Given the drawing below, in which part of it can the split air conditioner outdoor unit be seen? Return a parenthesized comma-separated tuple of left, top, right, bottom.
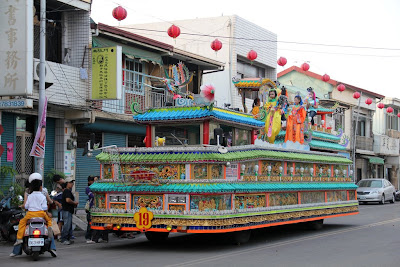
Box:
(33, 58, 55, 89)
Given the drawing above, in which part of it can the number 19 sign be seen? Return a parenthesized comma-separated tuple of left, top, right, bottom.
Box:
(134, 207, 154, 230)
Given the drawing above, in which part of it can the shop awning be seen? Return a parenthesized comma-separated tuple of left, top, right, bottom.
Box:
(368, 156, 385, 165)
(92, 36, 164, 65)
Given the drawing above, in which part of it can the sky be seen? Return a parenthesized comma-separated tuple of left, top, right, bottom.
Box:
(91, 0, 400, 98)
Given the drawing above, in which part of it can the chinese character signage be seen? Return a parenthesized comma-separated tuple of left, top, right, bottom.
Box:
(91, 46, 122, 100)
(30, 97, 47, 158)
(0, 0, 33, 96)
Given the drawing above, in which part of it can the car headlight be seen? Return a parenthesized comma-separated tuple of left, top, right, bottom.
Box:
(371, 190, 380, 194)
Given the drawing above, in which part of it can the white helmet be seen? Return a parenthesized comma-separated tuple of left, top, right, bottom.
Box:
(28, 173, 43, 183)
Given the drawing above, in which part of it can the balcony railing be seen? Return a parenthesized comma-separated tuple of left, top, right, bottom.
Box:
(355, 136, 373, 151)
(100, 69, 175, 114)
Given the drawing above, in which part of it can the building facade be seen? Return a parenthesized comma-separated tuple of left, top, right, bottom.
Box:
(373, 97, 400, 189)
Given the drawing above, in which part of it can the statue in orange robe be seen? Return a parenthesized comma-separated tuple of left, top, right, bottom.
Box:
(285, 95, 306, 144)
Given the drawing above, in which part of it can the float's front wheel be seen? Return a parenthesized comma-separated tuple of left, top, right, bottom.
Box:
(145, 232, 169, 242)
(228, 230, 251, 245)
(306, 219, 324, 230)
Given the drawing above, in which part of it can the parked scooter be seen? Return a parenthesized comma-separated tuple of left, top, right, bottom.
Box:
(0, 187, 24, 242)
(22, 217, 53, 261)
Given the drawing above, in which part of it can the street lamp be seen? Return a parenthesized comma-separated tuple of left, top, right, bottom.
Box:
(290, 167, 294, 180)
(300, 167, 304, 180)
(279, 166, 283, 181)
(310, 167, 314, 181)
(240, 164, 246, 180)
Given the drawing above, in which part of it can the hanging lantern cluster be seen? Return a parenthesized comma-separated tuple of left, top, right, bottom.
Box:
(377, 102, 385, 109)
(277, 57, 287, 66)
(353, 92, 361, 99)
(112, 6, 127, 21)
(301, 63, 310, 71)
(167, 25, 181, 39)
(322, 74, 330, 82)
(387, 107, 394, 113)
(211, 39, 222, 53)
(337, 84, 345, 92)
(365, 98, 372, 105)
(247, 50, 257, 62)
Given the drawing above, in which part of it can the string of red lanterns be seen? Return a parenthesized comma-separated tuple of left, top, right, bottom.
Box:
(337, 84, 345, 92)
(301, 63, 310, 71)
(211, 39, 222, 53)
(365, 98, 372, 105)
(377, 103, 385, 109)
(353, 92, 361, 99)
(168, 25, 181, 39)
(322, 74, 330, 82)
(247, 50, 257, 62)
(277, 57, 287, 66)
(387, 107, 394, 113)
(112, 6, 127, 21)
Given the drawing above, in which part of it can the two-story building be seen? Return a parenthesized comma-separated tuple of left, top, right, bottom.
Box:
(0, 0, 93, 190)
(373, 97, 400, 189)
(278, 66, 384, 182)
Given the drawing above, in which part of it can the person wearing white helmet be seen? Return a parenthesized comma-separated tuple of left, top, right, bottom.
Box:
(10, 173, 57, 257)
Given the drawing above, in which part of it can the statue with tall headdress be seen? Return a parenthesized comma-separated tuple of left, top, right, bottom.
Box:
(285, 92, 307, 144)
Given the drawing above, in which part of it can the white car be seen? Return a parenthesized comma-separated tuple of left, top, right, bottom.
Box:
(356, 179, 396, 204)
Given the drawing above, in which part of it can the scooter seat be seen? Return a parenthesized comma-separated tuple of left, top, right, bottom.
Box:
(27, 217, 47, 225)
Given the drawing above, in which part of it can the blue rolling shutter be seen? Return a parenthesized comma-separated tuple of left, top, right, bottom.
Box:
(75, 149, 101, 208)
(0, 112, 16, 192)
(43, 118, 55, 189)
(104, 132, 126, 147)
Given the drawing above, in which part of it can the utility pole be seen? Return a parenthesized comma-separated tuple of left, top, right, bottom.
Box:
(352, 92, 362, 183)
(37, 0, 46, 177)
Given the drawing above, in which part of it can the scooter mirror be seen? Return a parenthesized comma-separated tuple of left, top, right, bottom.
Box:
(9, 186, 14, 192)
(17, 195, 24, 202)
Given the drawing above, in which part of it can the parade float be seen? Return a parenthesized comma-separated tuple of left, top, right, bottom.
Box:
(88, 71, 358, 243)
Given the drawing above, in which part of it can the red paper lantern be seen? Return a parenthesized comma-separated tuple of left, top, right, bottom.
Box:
(277, 57, 287, 66)
(112, 6, 127, 21)
(377, 102, 385, 109)
(365, 98, 372, 105)
(301, 63, 310, 71)
(211, 39, 222, 52)
(397, 113, 400, 118)
(337, 84, 345, 92)
(353, 92, 361, 99)
(168, 25, 181, 39)
(247, 50, 257, 61)
(322, 74, 330, 82)
(387, 107, 394, 113)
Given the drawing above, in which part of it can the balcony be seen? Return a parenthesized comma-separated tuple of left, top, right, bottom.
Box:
(355, 136, 373, 151)
(386, 129, 400, 139)
(373, 134, 400, 156)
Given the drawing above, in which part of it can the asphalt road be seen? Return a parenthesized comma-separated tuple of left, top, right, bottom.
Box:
(1, 202, 400, 267)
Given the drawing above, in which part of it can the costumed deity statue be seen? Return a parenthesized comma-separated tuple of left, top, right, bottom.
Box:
(251, 97, 261, 118)
(264, 88, 287, 143)
(285, 93, 307, 144)
(304, 87, 319, 126)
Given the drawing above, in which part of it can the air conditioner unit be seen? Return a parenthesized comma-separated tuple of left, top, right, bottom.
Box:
(33, 58, 54, 89)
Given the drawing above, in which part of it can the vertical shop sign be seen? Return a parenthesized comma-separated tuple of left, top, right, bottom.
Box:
(91, 46, 122, 100)
(0, 0, 33, 96)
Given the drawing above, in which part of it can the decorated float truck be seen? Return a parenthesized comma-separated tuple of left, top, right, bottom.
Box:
(89, 100, 358, 243)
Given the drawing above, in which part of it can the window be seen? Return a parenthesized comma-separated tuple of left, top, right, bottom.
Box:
(127, 134, 145, 147)
(234, 128, 250, 146)
(333, 108, 345, 131)
(124, 58, 144, 95)
(386, 108, 399, 131)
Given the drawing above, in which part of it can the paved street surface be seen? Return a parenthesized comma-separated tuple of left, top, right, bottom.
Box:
(1, 203, 400, 267)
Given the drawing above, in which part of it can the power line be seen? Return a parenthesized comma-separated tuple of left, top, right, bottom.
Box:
(116, 25, 400, 52)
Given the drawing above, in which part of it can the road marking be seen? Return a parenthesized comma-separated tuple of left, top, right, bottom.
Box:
(166, 217, 400, 267)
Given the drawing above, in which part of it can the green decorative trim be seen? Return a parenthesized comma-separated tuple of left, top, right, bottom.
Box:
(96, 148, 352, 164)
(90, 182, 357, 193)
